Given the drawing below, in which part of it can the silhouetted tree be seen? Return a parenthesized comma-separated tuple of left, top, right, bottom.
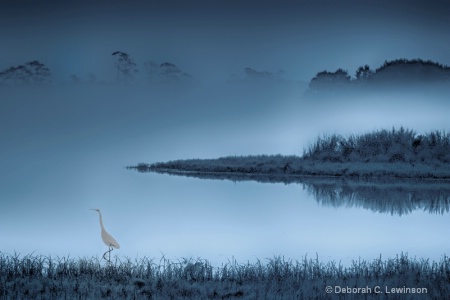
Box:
(159, 62, 192, 82)
(355, 65, 374, 81)
(142, 60, 192, 83)
(309, 68, 351, 90)
(112, 51, 138, 83)
(0, 60, 51, 85)
(160, 62, 182, 82)
(373, 58, 450, 83)
(26, 61, 51, 83)
(308, 58, 450, 92)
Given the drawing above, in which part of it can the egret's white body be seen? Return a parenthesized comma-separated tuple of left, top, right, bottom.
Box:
(90, 209, 120, 262)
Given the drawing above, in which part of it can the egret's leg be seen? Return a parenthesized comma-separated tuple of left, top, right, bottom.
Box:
(102, 247, 113, 263)
(103, 250, 109, 262)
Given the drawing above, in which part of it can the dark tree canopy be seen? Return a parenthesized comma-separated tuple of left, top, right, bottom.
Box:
(158, 62, 191, 83)
(309, 68, 351, 90)
(0, 60, 51, 85)
(160, 62, 181, 82)
(309, 58, 450, 91)
(355, 65, 374, 81)
(112, 51, 138, 83)
(372, 58, 450, 83)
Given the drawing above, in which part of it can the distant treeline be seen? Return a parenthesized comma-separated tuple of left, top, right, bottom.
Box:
(0, 51, 285, 86)
(309, 58, 450, 91)
(0, 60, 51, 85)
(0, 51, 193, 86)
(130, 128, 450, 179)
(6, 55, 447, 87)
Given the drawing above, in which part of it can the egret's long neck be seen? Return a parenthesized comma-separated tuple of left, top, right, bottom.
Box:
(98, 211, 106, 231)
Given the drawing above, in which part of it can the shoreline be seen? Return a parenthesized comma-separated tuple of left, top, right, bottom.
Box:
(138, 167, 450, 184)
(128, 156, 450, 180)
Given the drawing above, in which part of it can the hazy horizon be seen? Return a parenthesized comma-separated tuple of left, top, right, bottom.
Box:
(2, 0, 450, 84)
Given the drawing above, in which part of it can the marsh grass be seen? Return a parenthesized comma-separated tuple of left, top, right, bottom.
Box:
(303, 127, 450, 164)
(130, 127, 450, 179)
(1, 252, 449, 299)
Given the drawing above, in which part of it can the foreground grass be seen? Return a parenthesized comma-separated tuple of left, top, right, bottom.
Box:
(1, 252, 449, 299)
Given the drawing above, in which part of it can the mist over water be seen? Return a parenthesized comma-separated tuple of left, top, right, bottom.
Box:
(1, 81, 449, 266)
(2, 81, 448, 163)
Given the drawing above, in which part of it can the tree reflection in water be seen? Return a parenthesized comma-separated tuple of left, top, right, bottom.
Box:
(142, 169, 450, 216)
(302, 178, 450, 215)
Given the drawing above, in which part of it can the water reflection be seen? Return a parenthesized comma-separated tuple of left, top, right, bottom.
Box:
(139, 169, 450, 216)
(303, 178, 450, 215)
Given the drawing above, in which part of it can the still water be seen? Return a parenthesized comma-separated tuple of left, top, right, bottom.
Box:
(2, 151, 448, 267)
(1, 84, 449, 267)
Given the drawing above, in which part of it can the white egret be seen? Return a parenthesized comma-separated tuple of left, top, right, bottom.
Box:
(90, 209, 120, 263)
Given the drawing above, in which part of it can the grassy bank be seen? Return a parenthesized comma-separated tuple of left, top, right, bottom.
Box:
(135, 157, 450, 179)
(1, 252, 449, 299)
(302, 127, 449, 164)
(130, 128, 450, 179)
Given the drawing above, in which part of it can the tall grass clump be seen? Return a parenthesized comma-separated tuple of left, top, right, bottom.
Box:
(303, 127, 450, 164)
(1, 252, 449, 299)
(130, 127, 450, 179)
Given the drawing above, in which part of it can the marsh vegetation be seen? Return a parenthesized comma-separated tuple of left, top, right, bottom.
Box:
(1, 252, 449, 299)
(130, 128, 450, 179)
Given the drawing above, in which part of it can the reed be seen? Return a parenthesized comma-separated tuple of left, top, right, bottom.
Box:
(129, 127, 450, 179)
(1, 252, 448, 299)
